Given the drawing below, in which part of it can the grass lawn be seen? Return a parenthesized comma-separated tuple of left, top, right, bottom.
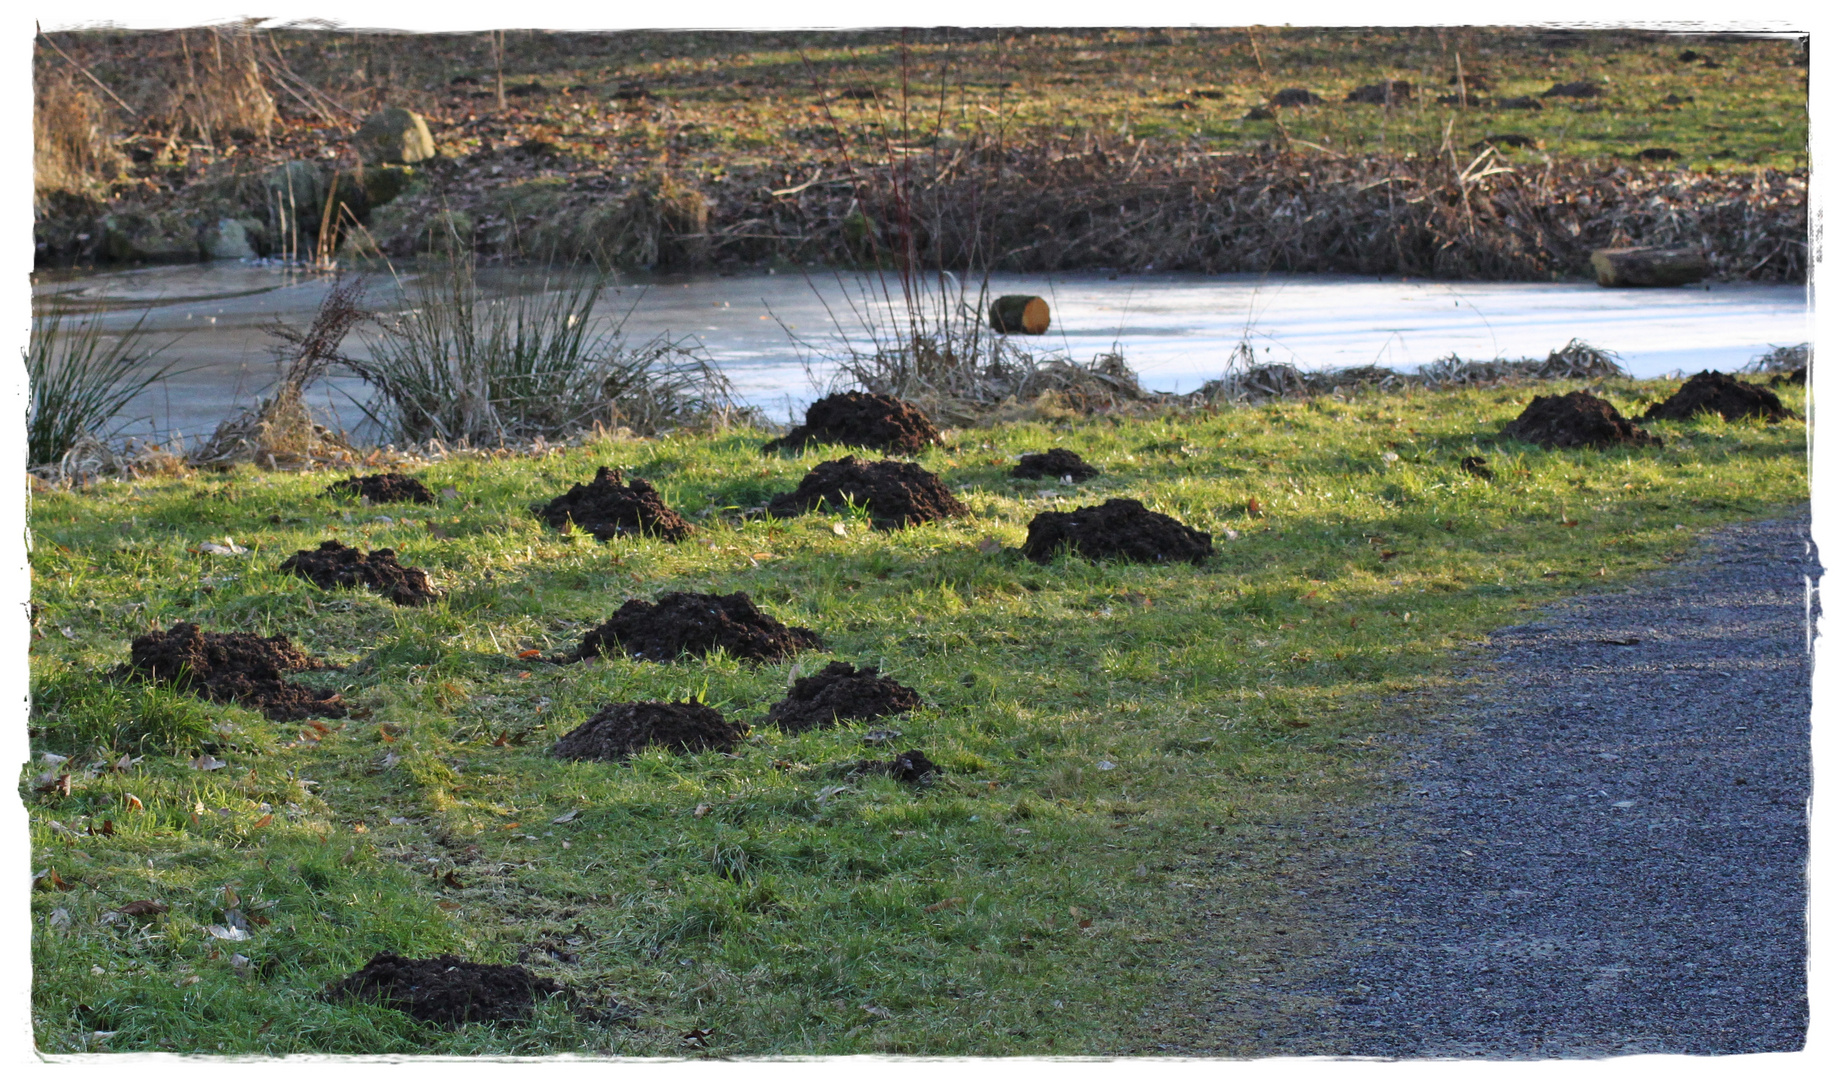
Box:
(25, 378, 1807, 1055)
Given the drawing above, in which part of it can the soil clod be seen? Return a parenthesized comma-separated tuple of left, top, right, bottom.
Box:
(1501, 391, 1660, 450)
(1642, 371, 1792, 423)
(120, 621, 344, 721)
(1770, 368, 1806, 387)
(850, 749, 942, 784)
(1021, 498, 1214, 565)
(569, 591, 820, 663)
(762, 661, 922, 733)
(1459, 455, 1495, 480)
(762, 391, 940, 455)
(535, 466, 692, 541)
(323, 952, 564, 1027)
(1011, 448, 1099, 481)
(766, 456, 967, 528)
(279, 540, 439, 606)
(325, 473, 435, 504)
(551, 700, 747, 760)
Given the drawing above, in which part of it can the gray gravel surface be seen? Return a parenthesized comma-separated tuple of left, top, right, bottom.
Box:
(1285, 510, 1816, 1058)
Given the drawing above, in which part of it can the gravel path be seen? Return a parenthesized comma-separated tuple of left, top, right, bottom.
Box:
(1286, 509, 1816, 1057)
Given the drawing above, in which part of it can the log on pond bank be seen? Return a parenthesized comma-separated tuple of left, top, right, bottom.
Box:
(1590, 247, 1709, 287)
(990, 295, 1051, 335)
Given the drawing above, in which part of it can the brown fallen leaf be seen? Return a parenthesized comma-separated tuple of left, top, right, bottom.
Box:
(681, 1028, 714, 1048)
(36, 773, 72, 798)
(518, 671, 532, 680)
(307, 720, 332, 735)
(115, 899, 169, 918)
(253, 813, 273, 828)
(1247, 496, 1263, 517)
(436, 901, 462, 911)
(379, 726, 396, 743)
(223, 886, 240, 910)
(693, 803, 711, 818)
(124, 794, 144, 812)
(925, 897, 965, 913)
(97, 819, 115, 837)
(517, 648, 542, 659)
(493, 733, 512, 747)
(441, 871, 464, 889)
(500, 821, 521, 830)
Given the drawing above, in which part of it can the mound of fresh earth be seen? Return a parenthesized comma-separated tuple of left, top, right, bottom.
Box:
(325, 473, 435, 504)
(278, 540, 439, 606)
(323, 952, 564, 1027)
(762, 391, 940, 455)
(1642, 371, 1792, 423)
(1011, 448, 1100, 481)
(850, 748, 943, 784)
(1770, 368, 1806, 387)
(551, 700, 747, 760)
(766, 456, 967, 528)
(534, 466, 692, 541)
(1021, 498, 1214, 565)
(120, 621, 344, 721)
(1502, 391, 1661, 449)
(762, 661, 923, 733)
(568, 591, 820, 663)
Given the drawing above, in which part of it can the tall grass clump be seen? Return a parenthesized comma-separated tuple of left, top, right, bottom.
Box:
(349, 253, 745, 446)
(32, 70, 125, 207)
(26, 308, 178, 468)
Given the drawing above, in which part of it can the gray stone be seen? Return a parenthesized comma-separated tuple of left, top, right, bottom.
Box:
(201, 218, 256, 260)
(354, 108, 436, 165)
(100, 211, 203, 263)
(1590, 247, 1708, 287)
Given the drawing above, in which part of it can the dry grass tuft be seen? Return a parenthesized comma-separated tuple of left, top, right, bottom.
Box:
(33, 71, 125, 206)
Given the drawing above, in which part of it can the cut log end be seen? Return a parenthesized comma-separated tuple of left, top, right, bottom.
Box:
(990, 295, 1051, 335)
(1590, 247, 1708, 288)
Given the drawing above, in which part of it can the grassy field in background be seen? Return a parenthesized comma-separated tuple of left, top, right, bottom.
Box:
(26, 378, 1807, 1055)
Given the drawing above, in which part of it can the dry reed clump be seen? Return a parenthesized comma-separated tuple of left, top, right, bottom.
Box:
(190, 276, 368, 471)
(33, 71, 126, 207)
(1188, 338, 1631, 406)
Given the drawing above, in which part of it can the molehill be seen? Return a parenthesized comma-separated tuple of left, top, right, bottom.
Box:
(1502, 390, 1661, 449)
(323, 953, 564, 1027)
(325, 473, 436, 504)
(1011, 448, 1099, 481)
(850, 748, 943, 784)
(278, 540, 439, 606)
(568, 591, 820, 663)
(762, 661, 923, 733)
(551, 700, 748, 760)
(534, 466, 692, 541)
(119, 621, 345, 721)
(767, 456, 967, 528)
(1021, 498, 1214, 565)
(1642, 371, 1792, 423)
(762, 391, 941, 455)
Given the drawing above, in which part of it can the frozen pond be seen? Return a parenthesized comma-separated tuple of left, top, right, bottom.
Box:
(32, 262, 1809, 444)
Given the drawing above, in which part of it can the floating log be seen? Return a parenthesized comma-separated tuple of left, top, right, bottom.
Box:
(1590, 247, 1708, 287)
(989, 295, 1051, 335)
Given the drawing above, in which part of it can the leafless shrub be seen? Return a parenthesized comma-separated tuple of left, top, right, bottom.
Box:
(1740, 343, 1810, 374)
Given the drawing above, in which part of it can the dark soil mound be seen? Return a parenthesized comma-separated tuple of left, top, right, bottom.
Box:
(1642, 371, 1792, 423)
(1021, 498, 1213, 565)
(850, 749, 942, 784)
(766, 456, 967, 528)
(325, 473, 435, 504)
(1770, 368, 1806, 387)
(1270, 87, 1324, 107)
(278, 540, 439, 606)
(1011, 448, 1099, 481)
(1346, 80, 1413, 104)
(1459, 455, 1496, 481)
(761, 661, 923, 733)
(761, 391, 940, 455)
(534, 467, 692, 542)
(1502, 391, 1660, 450)
(570, 591, 820, 663)
(120, 621, 344, 721)
(551, 700, 746, 760)
(323, 952, 563, 1027)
